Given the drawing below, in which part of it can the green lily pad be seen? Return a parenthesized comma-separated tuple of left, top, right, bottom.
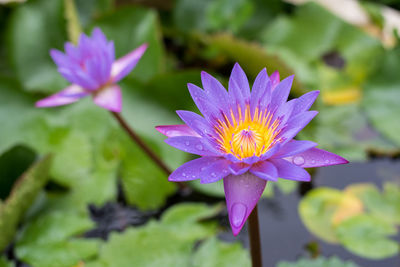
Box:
(299, 188, 343, 243)
(15, 210, 99, 267)
(335, 214, 399, 259)
(346, 183, 400, 224)
(93, 203, 220, 267)
(192, 237, 251, 267)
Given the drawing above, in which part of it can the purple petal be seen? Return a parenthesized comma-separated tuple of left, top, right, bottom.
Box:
(201, 71, 230, 115)
(91, 27, 108, 45)
(165, 136, 221, 156)
(155, 125, 200, 138)
(50, 49, 71, 68)
(292, 90, 320, 114)
(250, 161, 278, 181)
(92, 84, 122, 112)
(35, 84, 88, 108)
(273, 99, 296, 126)
(176, 110, 214, 138)
(228, 162, 250, 175)
(270, 71, 280, 91)
(260, 144, 281, 160)
(250, 68, 270, 115)
(229, 63, 251, 105)
(273, 140, 318, 159)
(284, 148, 349, 168)
(270, 75, 294, 110)
(200, 158, 230, 184)
(270, 158, 311, 181)
(224, 173, 267, 236)
(169, 157, 219, 182)
(242, 155, 261, 165)
(187, 83, 222, 121)
(110, 43, 148, 82)
(278, 111, 318, 145)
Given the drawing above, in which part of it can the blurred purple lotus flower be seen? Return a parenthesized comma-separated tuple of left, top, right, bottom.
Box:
(36, 28, 147, 112)
(156, 63, 348, 236)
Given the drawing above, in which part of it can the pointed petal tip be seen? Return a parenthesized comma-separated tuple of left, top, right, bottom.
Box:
(229, 202, 247, 236)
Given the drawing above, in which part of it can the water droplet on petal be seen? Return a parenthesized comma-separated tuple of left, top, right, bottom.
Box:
(195, 144, 203, 150)
(182, 172, 186, 177)
(324, 159, 330, 164)
(230, 202, 247, 228)
(293, 156, 305, 166)
(185, 141, 190, 146)
(311, 160, 316, 164)
(211, 172, 216, 177)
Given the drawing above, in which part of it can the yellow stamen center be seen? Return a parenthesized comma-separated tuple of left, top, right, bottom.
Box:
(214, 105, 281, 159)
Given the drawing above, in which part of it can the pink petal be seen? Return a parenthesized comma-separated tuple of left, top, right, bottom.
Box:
(155, 125, 200, 138)
(224, 173, 267, 236)
(35, 84, 88, 108)
(93, 84, 122, 112)
(284, 148, 349, 168)
(110, 43, 148, 82)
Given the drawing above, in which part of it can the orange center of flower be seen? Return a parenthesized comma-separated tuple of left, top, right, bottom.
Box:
(214, 105, 281, 159)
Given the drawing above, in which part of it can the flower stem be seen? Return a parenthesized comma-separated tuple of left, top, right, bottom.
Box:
(248, 204, 262, 267)
(111, 112, 172, 175)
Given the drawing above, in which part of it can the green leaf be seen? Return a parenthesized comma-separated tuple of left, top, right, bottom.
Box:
(0, 145, 36, 200)
(335, 214, 399, 259)
(17, 239, 100, 267)
(160, 203, 221, 241)
(119, 129, 177, 210)
(93, 6, 165, 81)
(299, 188, 343, 243)
(192, 237, 251, 267)
(0, 155, 52, 251)
(6, 0, 68, 92)
(16, 210, 98, 267)
(95, 203, 219, 267)
(346, 183, 400, 224)
(17, 211, 93, 246)
(277, 256, 361, 267)
(161, 202, 222, 224)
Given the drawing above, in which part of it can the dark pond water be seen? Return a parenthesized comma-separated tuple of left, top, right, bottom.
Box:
(220, 159, 400, 267)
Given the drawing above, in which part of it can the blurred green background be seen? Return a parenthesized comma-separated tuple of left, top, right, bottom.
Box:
(0, 0, 399, 266)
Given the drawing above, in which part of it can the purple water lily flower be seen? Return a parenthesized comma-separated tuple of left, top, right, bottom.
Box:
(35, 28, 147, 112)
(156, 63, 348, 236)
